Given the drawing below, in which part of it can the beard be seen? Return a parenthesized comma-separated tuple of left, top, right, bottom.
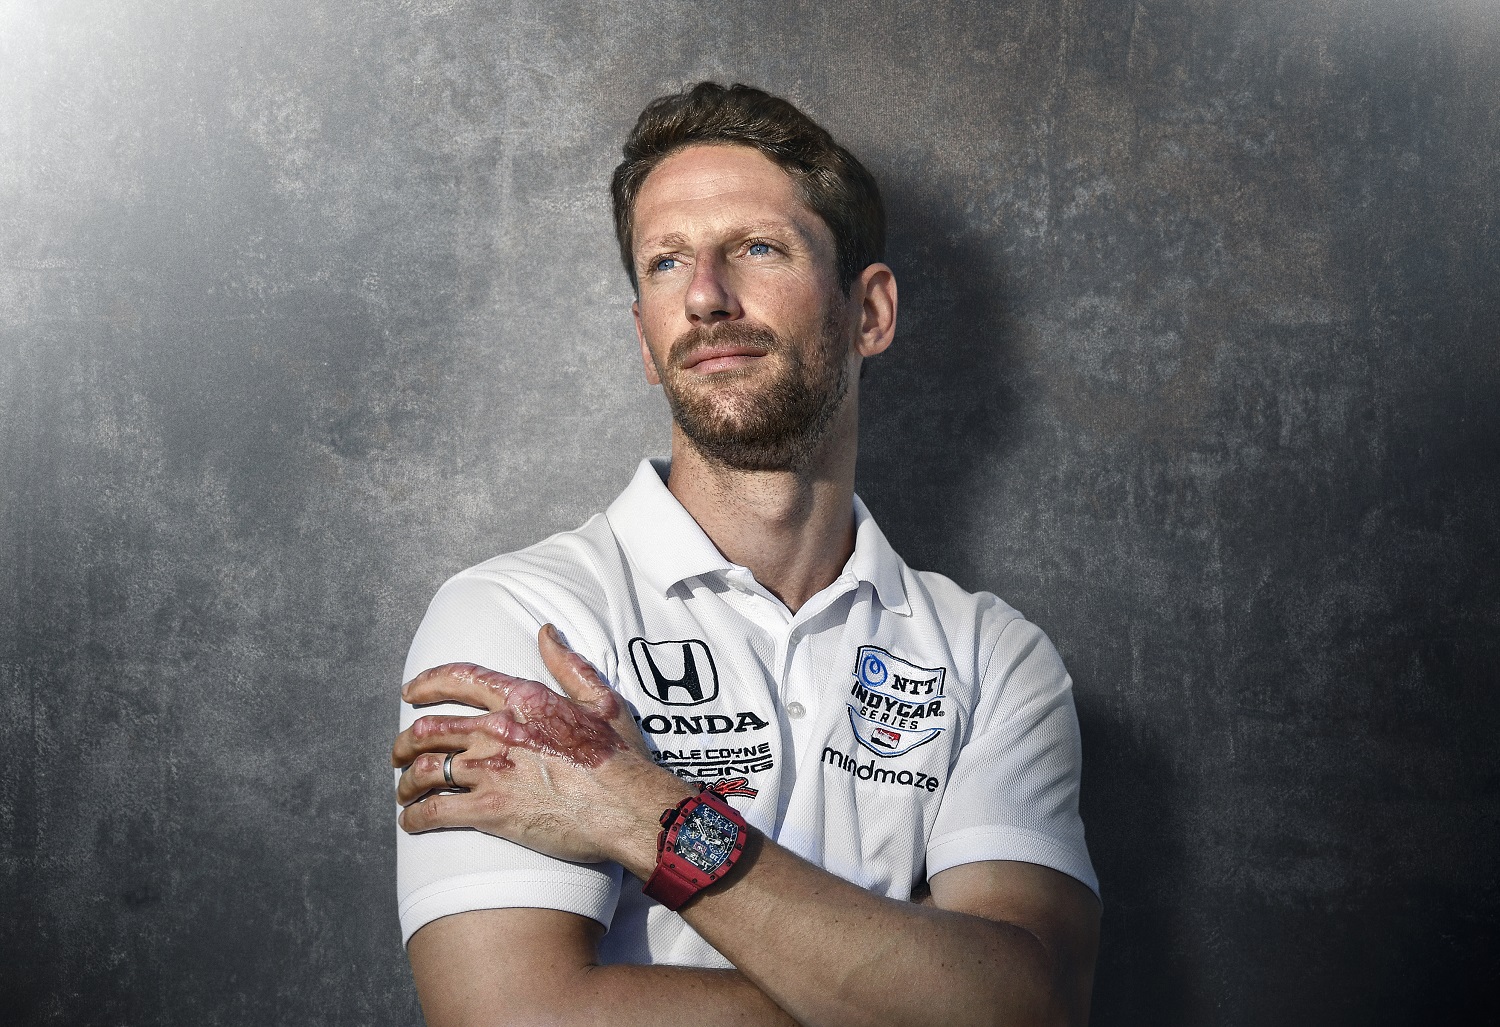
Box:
(655, 307, 851, 472)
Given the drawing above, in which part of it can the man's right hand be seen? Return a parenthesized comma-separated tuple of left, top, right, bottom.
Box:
(392, 626, 694, 867)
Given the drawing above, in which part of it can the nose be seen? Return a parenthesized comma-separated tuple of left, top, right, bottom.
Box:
(684, 254, 742, 325)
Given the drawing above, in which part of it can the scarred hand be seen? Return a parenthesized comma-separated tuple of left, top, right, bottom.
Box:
(391, 624, 693, 868)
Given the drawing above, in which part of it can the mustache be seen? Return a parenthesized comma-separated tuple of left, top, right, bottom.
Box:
(668, 320, 780, 368)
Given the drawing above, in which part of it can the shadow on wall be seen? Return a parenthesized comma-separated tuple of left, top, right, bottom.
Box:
(856, 169, 1191, 1023)
(1077, 704, 1193, 1024)
(854, 166, 1023, 586)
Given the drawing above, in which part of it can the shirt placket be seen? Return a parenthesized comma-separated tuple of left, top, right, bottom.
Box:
(778, 576, 859, 769)
(719, 570, 859, 762)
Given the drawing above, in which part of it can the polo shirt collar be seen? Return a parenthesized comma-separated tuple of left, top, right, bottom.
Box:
(607, 459, 736, 596)
(849, 494, 912, 616)
(607, 458, 911, 615)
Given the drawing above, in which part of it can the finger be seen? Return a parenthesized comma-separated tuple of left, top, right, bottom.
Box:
(538, 624, 615, 707)
(402, 661, 542, 711)
(398, 790, 492, 835)
(392, 711, 516, 768)
(395, 749, 467, 806)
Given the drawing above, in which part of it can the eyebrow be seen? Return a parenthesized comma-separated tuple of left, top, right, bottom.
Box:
(635, 219, 822, 259)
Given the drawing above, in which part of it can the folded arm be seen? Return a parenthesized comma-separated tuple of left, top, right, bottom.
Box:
(394, 627, 1099, 1027)
(409, 907, 799, 1027)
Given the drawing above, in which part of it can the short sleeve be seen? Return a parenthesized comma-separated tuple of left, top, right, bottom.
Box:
(926, 617, 1099, 897)
(395, 570, 624, 945)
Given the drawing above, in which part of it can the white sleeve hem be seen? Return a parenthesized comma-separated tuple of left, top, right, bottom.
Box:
(399, 869, 621, 945)
(927, 825, 1100, 898)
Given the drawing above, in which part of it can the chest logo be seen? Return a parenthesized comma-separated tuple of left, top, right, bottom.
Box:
(629, 637, 720, 706)
(846, 645, 947, 758)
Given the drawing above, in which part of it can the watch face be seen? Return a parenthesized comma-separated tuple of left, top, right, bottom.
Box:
(675, 804, 739, 874)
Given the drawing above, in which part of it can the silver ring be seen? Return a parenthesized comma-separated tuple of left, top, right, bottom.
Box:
(442, 751, 457, 788)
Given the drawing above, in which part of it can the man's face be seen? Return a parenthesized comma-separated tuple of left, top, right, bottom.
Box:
(630, 144, 854, 472)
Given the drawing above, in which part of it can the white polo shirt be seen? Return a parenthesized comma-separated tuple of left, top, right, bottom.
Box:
(397, 459, 1097, 966)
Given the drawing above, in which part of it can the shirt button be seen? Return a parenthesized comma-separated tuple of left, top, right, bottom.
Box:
(786, 701, 806, 719)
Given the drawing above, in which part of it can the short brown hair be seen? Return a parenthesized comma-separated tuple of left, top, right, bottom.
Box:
(611, 82, 884, 295)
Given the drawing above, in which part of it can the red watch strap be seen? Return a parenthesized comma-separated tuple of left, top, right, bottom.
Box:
(642, 855, 701, 911)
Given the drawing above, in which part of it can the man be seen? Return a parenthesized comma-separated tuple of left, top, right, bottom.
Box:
(393, 82, 1100, 1027)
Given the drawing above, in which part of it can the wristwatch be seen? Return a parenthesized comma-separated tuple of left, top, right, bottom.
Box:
(642, 787, 748, 910)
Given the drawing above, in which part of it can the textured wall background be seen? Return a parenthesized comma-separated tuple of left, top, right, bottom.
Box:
(2, 0, 1496, 1023)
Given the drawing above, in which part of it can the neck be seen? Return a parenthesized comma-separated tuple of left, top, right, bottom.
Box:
(665, 399, 859, 614)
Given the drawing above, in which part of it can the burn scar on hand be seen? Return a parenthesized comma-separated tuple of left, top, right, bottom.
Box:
(483, 674, 627, 768)
(403, 661, 630, 769)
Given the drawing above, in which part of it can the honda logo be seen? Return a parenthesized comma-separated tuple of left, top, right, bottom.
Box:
(628, 637, 719, 706)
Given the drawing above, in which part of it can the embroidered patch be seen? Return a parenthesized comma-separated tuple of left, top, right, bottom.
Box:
(845, 645, 947, 758)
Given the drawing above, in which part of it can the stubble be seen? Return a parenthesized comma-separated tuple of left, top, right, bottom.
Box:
(655, 307, 851, 472)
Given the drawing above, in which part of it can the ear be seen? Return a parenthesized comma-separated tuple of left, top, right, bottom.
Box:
(633, 300, 662, 386)
(851, 263, 897, 359)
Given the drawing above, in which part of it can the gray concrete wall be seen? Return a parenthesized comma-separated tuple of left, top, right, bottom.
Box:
(2, 1, 1496, 1023)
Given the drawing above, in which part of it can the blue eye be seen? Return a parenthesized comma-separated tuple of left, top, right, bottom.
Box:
(747, 242, 771, 256)
(653, 257, 678, 272)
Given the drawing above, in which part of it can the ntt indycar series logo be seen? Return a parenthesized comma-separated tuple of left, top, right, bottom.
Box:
(845, 645, 947, 757)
